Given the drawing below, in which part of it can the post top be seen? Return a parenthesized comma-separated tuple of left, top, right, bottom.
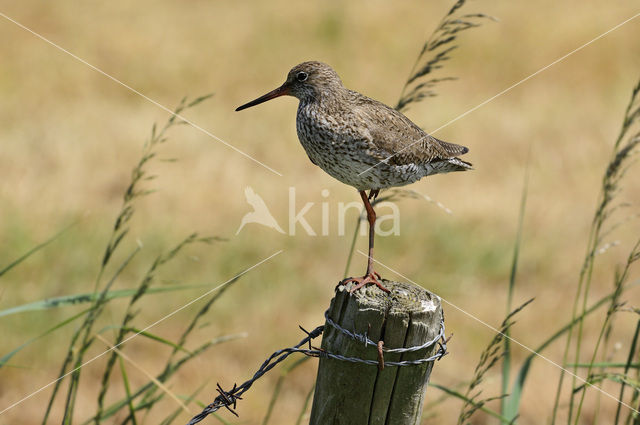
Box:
(337, 279, 441, 316)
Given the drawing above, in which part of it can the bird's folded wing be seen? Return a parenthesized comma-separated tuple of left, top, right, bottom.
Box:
(352, 96, 469, 166)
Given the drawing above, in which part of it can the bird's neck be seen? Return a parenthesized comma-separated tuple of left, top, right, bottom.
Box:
(298, 85, 347, 110)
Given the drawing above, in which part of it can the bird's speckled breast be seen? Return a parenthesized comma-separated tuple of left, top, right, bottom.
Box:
(295, 102, 427, 190)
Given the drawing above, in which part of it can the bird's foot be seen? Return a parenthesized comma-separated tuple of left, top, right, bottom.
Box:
(341, 272, 390, 293)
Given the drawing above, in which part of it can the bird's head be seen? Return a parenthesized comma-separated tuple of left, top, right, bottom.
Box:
(236, 61, 343, 111)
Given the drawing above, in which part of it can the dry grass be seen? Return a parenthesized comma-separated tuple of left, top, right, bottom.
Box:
(1, 1, 640, 424)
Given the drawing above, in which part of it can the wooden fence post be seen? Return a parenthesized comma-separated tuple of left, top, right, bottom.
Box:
(309, 279, 444, 425)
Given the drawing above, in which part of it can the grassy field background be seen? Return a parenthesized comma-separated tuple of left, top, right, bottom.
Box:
(1, 1, 639, 424)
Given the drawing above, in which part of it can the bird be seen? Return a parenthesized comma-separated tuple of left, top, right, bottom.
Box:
(236, 61, 472, 293)
(236, 186, 285, 235)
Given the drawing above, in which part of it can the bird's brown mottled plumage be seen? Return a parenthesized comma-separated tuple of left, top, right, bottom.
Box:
(236, 61, 472, 292)
(349, 93, 469, 166)
(237, 61, 471, 191)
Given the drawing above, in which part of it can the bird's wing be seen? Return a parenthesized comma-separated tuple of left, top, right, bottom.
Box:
(350, 93, 469, 166)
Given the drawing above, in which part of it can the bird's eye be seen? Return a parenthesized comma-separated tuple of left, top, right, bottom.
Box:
(296, 71, 308, 82)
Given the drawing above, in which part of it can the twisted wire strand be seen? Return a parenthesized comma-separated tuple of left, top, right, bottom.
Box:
(324, 310, 445, 353)
(187, 310, 446, 424)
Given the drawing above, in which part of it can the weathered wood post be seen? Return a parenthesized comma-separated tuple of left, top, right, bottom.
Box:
(310, 279, 444, 425)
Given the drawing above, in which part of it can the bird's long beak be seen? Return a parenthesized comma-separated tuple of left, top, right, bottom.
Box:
(236, 83, 290, 111)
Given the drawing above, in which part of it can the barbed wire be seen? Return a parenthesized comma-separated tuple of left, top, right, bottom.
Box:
(187, 310, 446, 424)
(324, 310, 446, 354)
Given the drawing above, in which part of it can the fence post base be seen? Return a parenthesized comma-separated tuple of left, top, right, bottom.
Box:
(309, 279, 444, 425)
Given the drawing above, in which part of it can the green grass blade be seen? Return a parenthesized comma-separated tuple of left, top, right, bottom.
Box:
(564, 78, 640, 425)
(98, 326, 193, 355)
(502, 162, 530, 422)
(48, 246, 141, 424)
(295, 386, 314, 425)
(343, 213, 363, 278)
(160, 383, 208, 425)
(502, 284, 632, 419)
(0, 222, 76, 277)
(118, 356, 139, 425)
(573, 373, 640, 391)
(187, 93, 215, 108)
(0, 308, 90, 368)
(573, 240, 639, 425)
(568, 362, 640, 369)
(262, 375, 285, 425)
(262, 357, 309, 425)
(615, 319, 640, 424)
(81, 336, 240, 424)
(0, 282, 214, 318)
(431, 382, 511, 422)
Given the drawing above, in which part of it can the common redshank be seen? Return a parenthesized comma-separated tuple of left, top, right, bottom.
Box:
(236, 61, 472, 292)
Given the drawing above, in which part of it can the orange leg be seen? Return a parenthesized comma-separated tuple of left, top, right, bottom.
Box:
(342, 190, 390, 293)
